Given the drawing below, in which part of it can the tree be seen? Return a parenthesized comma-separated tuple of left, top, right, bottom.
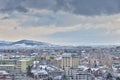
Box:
(106, 73, 112, 80)
(116, 77, 120, 80)
(26, 65, 33, 77)
(62, 74, 68, 80)
(48, 77, 53, 80)
(87, 68, 92, 73)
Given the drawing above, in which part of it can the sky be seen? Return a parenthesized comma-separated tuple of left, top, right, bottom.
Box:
(0, 0, 120, 45)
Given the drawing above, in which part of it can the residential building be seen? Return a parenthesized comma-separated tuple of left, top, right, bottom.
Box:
(0, 59, 16, 71)
(16, 58, 33, 73)
(61, 53, 79, 69)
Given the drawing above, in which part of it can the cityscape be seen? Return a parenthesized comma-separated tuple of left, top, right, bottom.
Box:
(0, 0, 120, 80)
(0, 40, 119, 80)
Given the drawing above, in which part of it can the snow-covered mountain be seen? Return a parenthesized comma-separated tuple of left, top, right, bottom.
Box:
(0, 40, 78, 49)
(0, 41, 12, 46)
(0, 40, 53, 48)
(11, 40, 50, 46)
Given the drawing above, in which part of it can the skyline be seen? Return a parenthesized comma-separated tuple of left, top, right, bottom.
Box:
(0, 0, 120, 45)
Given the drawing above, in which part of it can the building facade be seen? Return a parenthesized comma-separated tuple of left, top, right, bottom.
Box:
(0, 59, 16, 71)
(61, 53, 79, 69)
(16, 58, 33, 73)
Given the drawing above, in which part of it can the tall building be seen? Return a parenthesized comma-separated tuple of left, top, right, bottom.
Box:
(0, 57, 34, 72)
(16, 58, 33, 73)
(61, 53, 79, 69)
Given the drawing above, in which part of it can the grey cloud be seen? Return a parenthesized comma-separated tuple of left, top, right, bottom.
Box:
(0, 0, 28, 13)
(23, 0, 56, 10)
(55, 0, 120, 15)
(0, 6, 28, 13)
(0, 0, 120, 15)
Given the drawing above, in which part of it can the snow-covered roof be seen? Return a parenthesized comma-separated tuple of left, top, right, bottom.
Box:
(113, 73, 120, 77)
(38, 65, 57, 71)
(78, 65, 89, 71)
(47, 66, 55, 71)
(0, 71, 9, 75)
(62, 53, 77, 57)
(54, 75, 62, 79)
(39, 65, 47, 69)
(98, 65, 107, 69)
(55, 57, 62, 60)
(31, 69, 48, 75)
(33, 61, 39, 64)
(91, 68, 100, 71)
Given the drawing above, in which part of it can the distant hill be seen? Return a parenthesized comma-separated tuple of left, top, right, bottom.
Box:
(0, 41, 12, 46)
(0, 40, 53, 47)
(11, 40, 50, 46)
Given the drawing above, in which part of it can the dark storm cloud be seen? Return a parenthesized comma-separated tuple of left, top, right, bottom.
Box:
(0, 0, 120, 15)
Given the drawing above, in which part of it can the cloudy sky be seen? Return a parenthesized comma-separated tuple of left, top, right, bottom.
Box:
(0, 0, 120, 45)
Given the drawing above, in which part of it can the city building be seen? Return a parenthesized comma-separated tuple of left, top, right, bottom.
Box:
(61, 53, 79, 69)
(31, 61, 64, 80)
(0, 70, 11, 80)
(16, 58, 33, 73)
(0, 59, 16, 71)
